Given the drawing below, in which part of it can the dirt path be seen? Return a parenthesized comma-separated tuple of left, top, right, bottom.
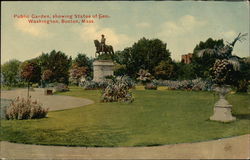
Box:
(1, 88, 94, 111)
(1, 134, 249, 159)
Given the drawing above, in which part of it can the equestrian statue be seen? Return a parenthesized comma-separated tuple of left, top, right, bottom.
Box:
(94, 34, 114, 57)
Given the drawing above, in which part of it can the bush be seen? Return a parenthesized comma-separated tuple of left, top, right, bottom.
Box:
(210, 59, 236, 86)
(159, 78, 211, 91)
(236, 80, 249, 92)
(137, 69, 153, 85)
(5, 97, 48, 120)
(81, 76, 135, 90)
(81, 80, 99, 90)
(101, 76, 134, 103)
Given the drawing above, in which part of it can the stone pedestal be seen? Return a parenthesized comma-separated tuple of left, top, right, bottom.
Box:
(210, 99, 236, 122)
(93, 60, 114, 82)
(210, 86, 236, 122)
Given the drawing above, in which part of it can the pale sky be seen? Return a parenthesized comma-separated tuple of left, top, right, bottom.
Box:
(1, 1, 249, 64)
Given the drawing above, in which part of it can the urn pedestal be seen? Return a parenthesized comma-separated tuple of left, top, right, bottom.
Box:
(93, 60, 114, 82)
(210, 86, 236, 122)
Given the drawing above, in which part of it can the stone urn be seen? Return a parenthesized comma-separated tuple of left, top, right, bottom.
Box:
(210, 85, 236, 122)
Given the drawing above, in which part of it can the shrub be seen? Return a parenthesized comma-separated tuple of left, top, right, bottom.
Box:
(5, 97, 48, 120)
(117, 76, 136, 89)
(159, 78, 211, 91)
(137, 69, 153, 85)
(210, 59, 237, 86)
(81, 76, 135, 90)
(236, 80, 249, 92)
(101, 76, 134, 103)
(82, 80, 99, 90)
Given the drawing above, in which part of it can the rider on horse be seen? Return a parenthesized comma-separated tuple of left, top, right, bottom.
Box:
(100, 34, 106, 53)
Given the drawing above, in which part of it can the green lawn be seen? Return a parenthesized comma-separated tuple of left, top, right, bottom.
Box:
(0, 86, 249, 147)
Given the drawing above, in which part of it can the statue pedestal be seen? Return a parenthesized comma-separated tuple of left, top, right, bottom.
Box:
(210, 101, 236, 122)
(210, 86, 236, 122)
(93, 60, 114, 82)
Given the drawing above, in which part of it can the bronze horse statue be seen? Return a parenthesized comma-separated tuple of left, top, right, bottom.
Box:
(94, 40, 114, 57)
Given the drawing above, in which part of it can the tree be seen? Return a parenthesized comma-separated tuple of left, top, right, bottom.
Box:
(69, 64, 87, 85)
(174, 62, 197, 80)
(73, 53, 93, 77)
(20, 60, 41, 98)
(1, 59, 22, 86)
(192, 38, 225, 78)
(114, 37, 172, 78)
(38, 50, 72, 84)
(154, 60, 175, 80)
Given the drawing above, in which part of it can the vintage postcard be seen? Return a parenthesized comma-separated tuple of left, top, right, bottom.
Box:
(1, 1, 249, 159)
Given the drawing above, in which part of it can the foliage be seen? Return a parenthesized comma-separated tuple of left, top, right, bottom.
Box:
(1, 59, 21, 86)
(20, 60, 41, 84)
(38, 50, 72, 84)
(101, 76, 134, 103)
(210, 59, 237, 86)
(173, 62, 197, 80)
(114, 63, 127, 76)
(192, 38, 225, 78)
(197, 33, 247, 86)
(69, 64, 87, 85)
(82, 80, 100, 90)
(81, 76, 135, 90)
(96, 54, 113, 60)
(113, 37, 172, 78)
(159, 78, 212, 91)
(5, 97, 48, 120)
(235, 57, 250, 92)
(137, 69, 153, 85)
(236, 80, 249, 92)
(42, 69, 53, 82)
(73, 53, 93, 77)
(154, 60, 175, 80)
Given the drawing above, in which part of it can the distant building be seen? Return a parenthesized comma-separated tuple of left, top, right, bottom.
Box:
(181, 53, 193, 64)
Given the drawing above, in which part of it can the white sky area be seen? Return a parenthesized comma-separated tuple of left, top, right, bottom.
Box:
(1, 1, 249, 64)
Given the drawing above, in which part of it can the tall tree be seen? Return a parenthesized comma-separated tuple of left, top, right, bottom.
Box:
(1, 59, 21, 86)
(38, 50, 72, 84)
(114, 37, 172, 78)
(73, 53, 93, 77)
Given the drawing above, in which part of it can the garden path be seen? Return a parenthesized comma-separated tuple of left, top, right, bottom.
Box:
(1, 134, 249, 159)
(1, 88, 94, 111)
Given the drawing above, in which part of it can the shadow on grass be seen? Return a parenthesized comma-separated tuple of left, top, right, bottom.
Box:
(233, 113, 250, 120)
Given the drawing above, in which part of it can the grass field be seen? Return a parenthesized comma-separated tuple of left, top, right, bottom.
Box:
(0, 86, 249, 147)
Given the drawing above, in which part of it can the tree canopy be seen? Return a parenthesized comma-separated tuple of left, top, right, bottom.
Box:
(38, 50, 72, 84)
(192, 38, 225, 78)
(114, 37, 172, 78)
(1, 59, 21, 86)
